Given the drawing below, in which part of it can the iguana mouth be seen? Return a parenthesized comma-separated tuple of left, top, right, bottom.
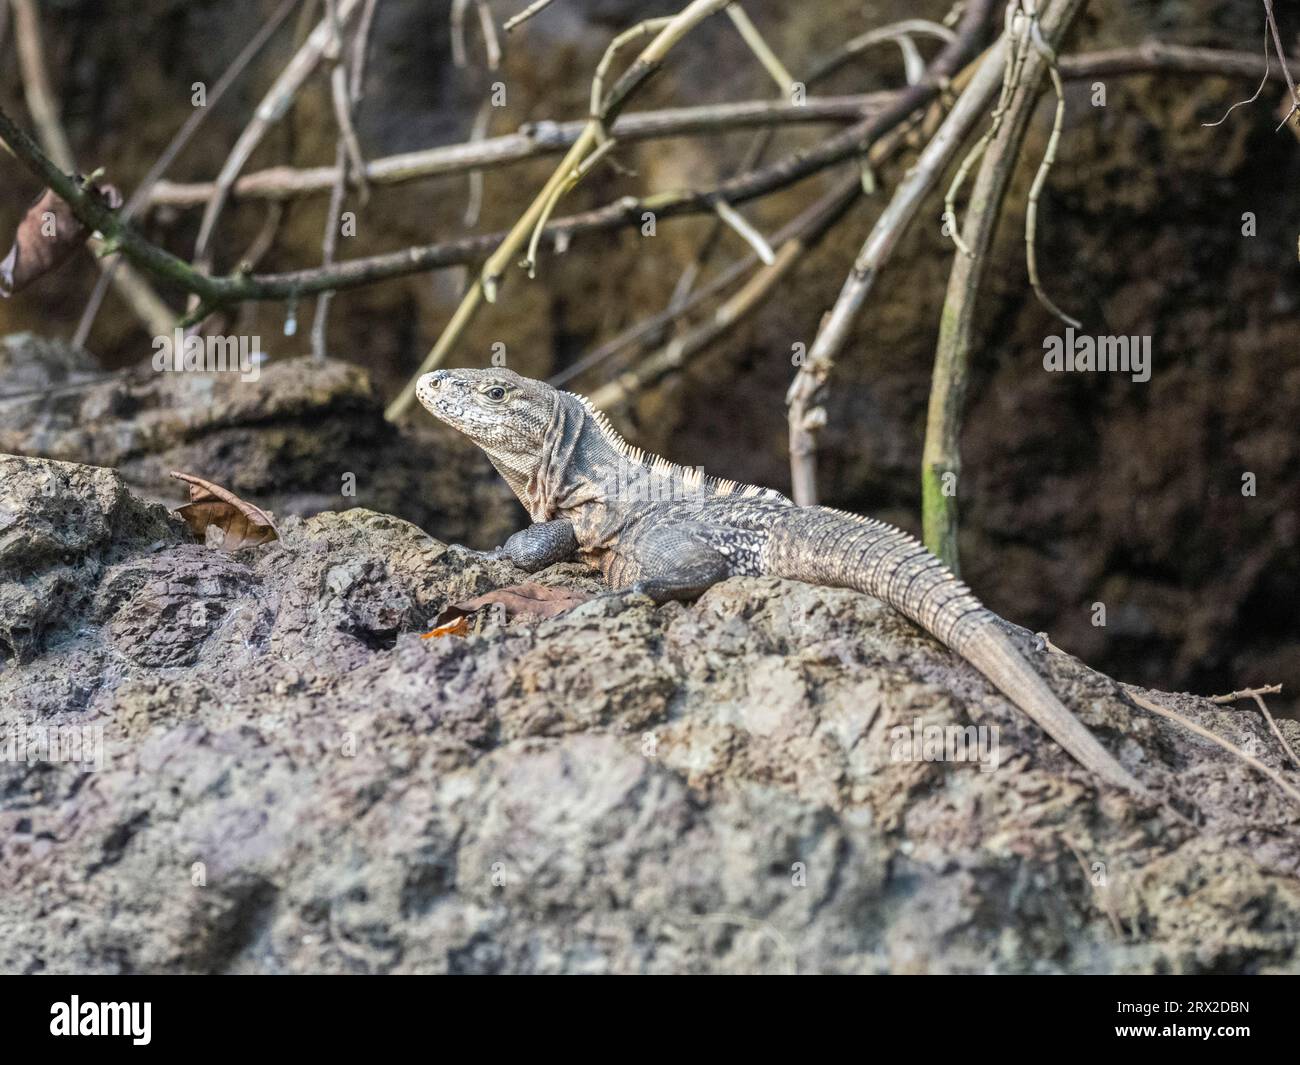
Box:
(416, 371, 465, 423)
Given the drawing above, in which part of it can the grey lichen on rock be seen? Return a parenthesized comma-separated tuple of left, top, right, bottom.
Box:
(0, 457, 1298, 973)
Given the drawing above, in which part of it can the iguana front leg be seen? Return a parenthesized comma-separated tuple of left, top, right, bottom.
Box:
(611, 522, 732, 604)
(492, 518, 579, 572)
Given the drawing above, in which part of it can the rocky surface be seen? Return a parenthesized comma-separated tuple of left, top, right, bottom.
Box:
(1, 454, 1298, 973)
(0, 333, 518, 548)
(0, 0, 1295, 715)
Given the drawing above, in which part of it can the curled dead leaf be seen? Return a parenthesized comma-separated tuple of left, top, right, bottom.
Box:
(421, 582, 594, 638)
(170, 471, 280, 551)
(0, 180, 123, 297)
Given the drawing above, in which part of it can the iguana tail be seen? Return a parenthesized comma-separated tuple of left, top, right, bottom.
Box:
(763, 506, 1145, 794)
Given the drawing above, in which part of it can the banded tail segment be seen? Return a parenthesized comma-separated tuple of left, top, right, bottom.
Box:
(764, 507, 1144, 793)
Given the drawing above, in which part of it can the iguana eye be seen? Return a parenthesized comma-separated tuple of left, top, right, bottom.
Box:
(485, 386, 507, 401)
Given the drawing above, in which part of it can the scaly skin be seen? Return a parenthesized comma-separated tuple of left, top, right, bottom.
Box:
(417, 367, 1145, 794)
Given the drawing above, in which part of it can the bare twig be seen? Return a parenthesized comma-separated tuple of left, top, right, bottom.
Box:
(453, 0, 501, 70)
(504, 0, 559, 34)
(589, 170, 863, 408)
(1126, 688, 1300, 811)
(386, 0, 739, 422)
(463, 99, 494, 227)
(922, 0, 1085, 568)
(814, 19, 958, 84)
(786, 0, 998, 506)
(192, 0, 363, 277)
(146, 94, 890, 209)
(313, 0, 381, 358)
(1210, 685, 1299, 771)
(1263, 0, 1300, 127)
(1023, 8, 1080, 327)
(1211, 683, 1284, 703)
(450, 0, 472, 69)
(1204, 24, 1271, 127)
(726, 5, 795, 97)
(311, 140, 350, 360)
(326, 0, 370, 203)
(1249, 691, 1300, 771)
(711, 199, 775, 264)
(74, 0, 302, 345)
(476, 0, 502, 70)
(10, 0, 174, 338)
(349, 0, 381, 101)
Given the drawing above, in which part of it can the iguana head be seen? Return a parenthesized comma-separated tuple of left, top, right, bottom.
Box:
(416, 367, 559, 476)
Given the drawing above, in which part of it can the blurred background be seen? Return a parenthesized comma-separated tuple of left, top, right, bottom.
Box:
(0, 0, 1296, 713)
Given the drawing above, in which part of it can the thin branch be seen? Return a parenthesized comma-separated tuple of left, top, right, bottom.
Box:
(137, 44, 1294, 212)
(145, 94, 889, 208)
(785, 0, 999, 506)
(1126, 688, 1300, 811)
(192, 0, 363, 276)
(922, 0, 1085, 570)
(1023, 11, 1080, 326)
(712, 198, 775, 264)
(73, 0, 302, 345)
(1264, 0, 1300, 127)
(385, 0, 738, 422)
(10, 0, 174, 338)
(504, 0, 559, 34)
(311, 141, 349, 359)
(1203, 24, 1271, 128)
(726, 5, 795, 97)
(813, 19, 957, 84)
(1250, 691, 1300, 771)
(1, 38, 1289, 348)
(451, 0, 471, 69)
(349, 0, 380, 101)
(476, 0, 502, 70)
(11, 0, 71, 169)
(326, 7, 370, 202)
(463, 99, 494, 227)
(588, 169, 863, 408)
(1212, 683, 1284, 703)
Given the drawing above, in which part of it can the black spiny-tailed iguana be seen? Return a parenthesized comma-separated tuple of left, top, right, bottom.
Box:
(417, 367, 1145, 794)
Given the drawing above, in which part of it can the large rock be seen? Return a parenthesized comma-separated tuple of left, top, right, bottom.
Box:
(0, 335, 518, 549)
(1, 456, 1297, 973)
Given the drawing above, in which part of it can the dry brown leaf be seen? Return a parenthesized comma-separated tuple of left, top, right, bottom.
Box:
(420, 616, 471, 640)
(424, 582, 595, 638)
(170, 471, 280, 551)
(0, 181, 123, 297)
